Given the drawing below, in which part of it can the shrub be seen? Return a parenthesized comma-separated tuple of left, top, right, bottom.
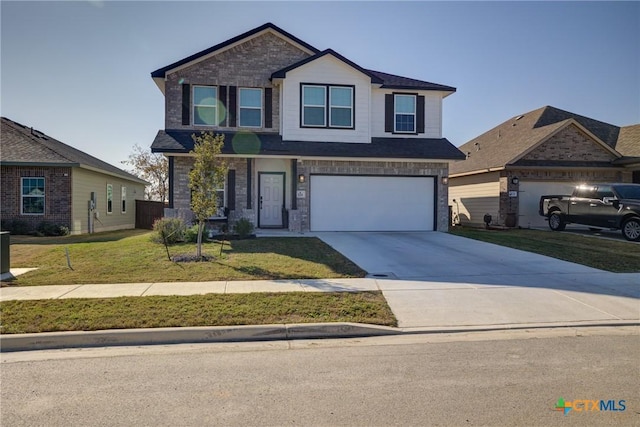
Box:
(1, 219, 31, 235)
(36, 222, 70, 237)
(233, 218, 255, 239)
(184, 224, 200, 243)
(151, 217, 186, 244)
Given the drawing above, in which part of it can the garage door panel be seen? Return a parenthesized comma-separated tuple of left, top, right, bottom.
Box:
(519, 181, 576, 228)
(310, 176, 434, 231)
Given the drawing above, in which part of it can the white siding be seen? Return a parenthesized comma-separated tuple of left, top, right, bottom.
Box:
(280, 55, 371, 143)
(448, 173, 500, 226)
(371, 89, 444, 139)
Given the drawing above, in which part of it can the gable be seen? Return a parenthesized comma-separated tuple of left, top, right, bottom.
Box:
(517, 123, 618, 164)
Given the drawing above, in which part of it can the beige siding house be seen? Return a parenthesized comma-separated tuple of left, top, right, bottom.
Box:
(449, 106, 639, 228)
(1, 117, 147, 235)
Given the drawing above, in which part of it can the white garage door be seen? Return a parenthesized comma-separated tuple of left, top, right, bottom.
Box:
(310, 175, 435, 231)
(518, 181, 576, 228)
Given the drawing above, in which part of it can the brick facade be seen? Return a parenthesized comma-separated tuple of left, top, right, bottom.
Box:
(165, 32, 311, 132)
(1, 166, 72, 231)
(521, 125, 616, 162)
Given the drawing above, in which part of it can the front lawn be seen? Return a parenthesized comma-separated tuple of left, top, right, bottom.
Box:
(449, 227, 640, 273)
(4, 230, 365, 286)
(0, 291, 396, 334)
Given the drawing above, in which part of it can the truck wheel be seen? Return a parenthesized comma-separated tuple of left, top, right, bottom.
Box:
(621, 218, 640, 241)
(548, 212, 565, 231)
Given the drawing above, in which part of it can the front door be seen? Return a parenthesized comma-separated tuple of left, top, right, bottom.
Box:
(259, 172, 284, 228)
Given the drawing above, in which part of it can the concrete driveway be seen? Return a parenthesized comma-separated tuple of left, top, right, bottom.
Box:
(316, 232, 640, 329)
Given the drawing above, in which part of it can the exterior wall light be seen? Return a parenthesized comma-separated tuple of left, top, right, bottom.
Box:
(298, 174, 305, 184)
(441, 176, 449, 185)
(511, 177, 519, 185)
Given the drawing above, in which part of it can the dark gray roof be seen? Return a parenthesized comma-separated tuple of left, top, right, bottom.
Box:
(0, 117, 147, 184)
(450, 106, 624, 176)
(366, 69, 456, 92)
(151, 130, 465, 161)
(151, 23, 320, 79)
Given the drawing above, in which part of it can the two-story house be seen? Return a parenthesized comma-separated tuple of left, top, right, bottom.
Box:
(150, 23, 464, 232)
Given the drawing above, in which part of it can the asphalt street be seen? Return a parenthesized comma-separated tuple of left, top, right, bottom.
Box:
(2, 327, 637, 426)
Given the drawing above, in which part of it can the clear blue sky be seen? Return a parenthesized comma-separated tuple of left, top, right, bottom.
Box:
(2, 1, 638, 169)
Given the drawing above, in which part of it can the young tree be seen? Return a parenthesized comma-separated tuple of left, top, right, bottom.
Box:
(189, 132, 227, 259)
(122, 144, 168, 202)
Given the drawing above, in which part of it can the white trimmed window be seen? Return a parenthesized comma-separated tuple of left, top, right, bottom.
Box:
(302, 85, 327, 127)
(21, 177, 45, 215)
(329, 86, 353, 128)
(239, 88, 262, 127)
(394, 94, 416, 133)
(121, 186, 127, 214)
(193, 85, 218, 126)
(107, 184, 113, 214)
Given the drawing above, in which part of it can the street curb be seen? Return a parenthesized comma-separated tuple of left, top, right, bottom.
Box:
(0, 323, 400, 353)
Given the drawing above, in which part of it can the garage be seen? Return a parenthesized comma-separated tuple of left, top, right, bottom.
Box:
(310, 175, 435, 231)
(518, 181, 576, 228)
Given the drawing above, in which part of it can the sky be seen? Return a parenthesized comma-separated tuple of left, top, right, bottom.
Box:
(1, 1, 638, 170)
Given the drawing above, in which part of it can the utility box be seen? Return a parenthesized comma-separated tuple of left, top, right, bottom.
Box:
(0, 232, 9, 274)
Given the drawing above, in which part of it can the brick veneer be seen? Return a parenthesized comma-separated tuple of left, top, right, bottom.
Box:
(521, 125, 616, 162)
(165, 32, 311, 132)
(1, 166, 72, 231)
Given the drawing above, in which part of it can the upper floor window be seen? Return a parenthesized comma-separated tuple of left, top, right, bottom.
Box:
(21, 177, 45, 215)
(394, 94, 416, 133)
(239, 88, 262, 127)
(302, 84, 354, 129)
(193, 85, 218, 126)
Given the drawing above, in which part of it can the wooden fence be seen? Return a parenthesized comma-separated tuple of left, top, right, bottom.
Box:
(135, 200, 165, 229)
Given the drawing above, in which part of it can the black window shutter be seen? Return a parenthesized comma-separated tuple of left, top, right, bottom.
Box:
(219, 86, 227, 126)
(417, 95, 425, 134)
(291, 159, 297, 210)
(229, 86, 237, 127)
(246, 159, 252, 209)
(182, 84, 191, 125)
(227, 169, 236, 211)
(385, 94, 393, 133)
(264, 88, 272, 128)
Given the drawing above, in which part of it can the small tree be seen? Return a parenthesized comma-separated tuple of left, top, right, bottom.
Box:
(122, 144, 168, 202)
(189, 132, 227, 259)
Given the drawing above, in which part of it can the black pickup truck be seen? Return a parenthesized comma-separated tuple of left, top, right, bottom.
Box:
(539, 183, 640, 241)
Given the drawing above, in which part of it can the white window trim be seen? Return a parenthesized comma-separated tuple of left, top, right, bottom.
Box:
(193, 85, 218, 127)
(208, 181, 227, 220)
(329, 86, 353, 128)
(107, 183, 113, 214)
(394, 94, 416, 133)
(121, 186, 127, 214)
(239, 87, 263, 128)
(302, 84, 327, 127)
(20, 177, 45, 215)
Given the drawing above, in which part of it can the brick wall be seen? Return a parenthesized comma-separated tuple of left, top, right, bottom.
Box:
(165, 32, 312, 131)
(522, 125, 616, 162)
(1, 166, 72, 232)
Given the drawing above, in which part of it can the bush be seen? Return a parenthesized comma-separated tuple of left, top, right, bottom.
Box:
(36, 222, 70, 237)
(184, 224, 200, 243)
(1, 219, 32, 235)
(152, 217, 187, 244)
(233, 218, 255, 239)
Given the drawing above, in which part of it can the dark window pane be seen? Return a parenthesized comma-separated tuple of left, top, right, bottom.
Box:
(395, 114, 415, 132)
(330, 107, 352, 127)
(194, 106, 217, 125)
(304, 106, 325, 126)
(240, 108, 261, 127)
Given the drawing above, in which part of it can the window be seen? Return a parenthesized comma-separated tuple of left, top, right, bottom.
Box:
(329, 86, 353, 128)
(21, 177, 45, 215)
(121, 186, 127, 213)
(302, 84, 354, 128)
(239, 88, 262, 127)
(394, 94, 416, 133)
(107, 184, 113, 214)
(193, 86, 218, 126)
(213, 185, 226, 218)
(302, 85, 326, 127)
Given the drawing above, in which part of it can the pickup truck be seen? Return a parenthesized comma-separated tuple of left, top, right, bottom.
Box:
(539, 183, 640, 241)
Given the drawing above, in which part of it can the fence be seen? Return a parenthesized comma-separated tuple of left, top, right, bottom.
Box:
(135, 200, 165, 229)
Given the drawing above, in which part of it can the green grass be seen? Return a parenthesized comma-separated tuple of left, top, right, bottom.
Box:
(449, 227, 640, 272)
(4, 230, 365, 286)
(0, 292, 396, 334)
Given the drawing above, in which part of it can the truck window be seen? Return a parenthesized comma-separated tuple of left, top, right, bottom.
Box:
(596, 186, 615, 199)
(575, 187, 597, 198)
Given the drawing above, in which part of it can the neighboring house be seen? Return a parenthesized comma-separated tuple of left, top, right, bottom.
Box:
(0, 117, 147, 234)
(448, 106, 640, 228)
(150, 22, 464, 232)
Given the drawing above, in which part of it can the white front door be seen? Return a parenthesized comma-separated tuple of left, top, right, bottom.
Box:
(259, 173, 284, 227)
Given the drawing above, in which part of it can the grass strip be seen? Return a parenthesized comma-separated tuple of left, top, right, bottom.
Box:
(0, 292, 396, 334)
(449, 227, 640, 273)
